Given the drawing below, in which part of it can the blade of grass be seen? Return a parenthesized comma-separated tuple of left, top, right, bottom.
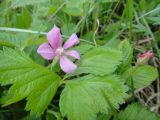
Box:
(142, 17, 160, 58)
(124, 0, 134, 40)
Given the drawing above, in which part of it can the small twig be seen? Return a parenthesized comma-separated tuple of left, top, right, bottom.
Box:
(147, 92, 160, 104)
(138, 38, 152, 45)
(151, 104, 160, 112)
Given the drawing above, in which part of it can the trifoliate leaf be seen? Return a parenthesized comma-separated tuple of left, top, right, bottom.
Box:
(0, 47, 61, 115)
(114, 103, 159, 120)
(75, 47, 122, 75)
(60, 75, 128, 120)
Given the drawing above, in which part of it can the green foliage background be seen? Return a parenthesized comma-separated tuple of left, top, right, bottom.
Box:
(0, 0, 160, 120)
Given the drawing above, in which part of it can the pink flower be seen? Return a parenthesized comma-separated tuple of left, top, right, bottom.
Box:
(137, 50, 154, 65)
(138, 50, 153, 59)
(37, 25, 80, 73)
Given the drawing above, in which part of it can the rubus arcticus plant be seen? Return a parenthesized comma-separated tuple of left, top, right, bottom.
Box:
(0, 26, 159, 120)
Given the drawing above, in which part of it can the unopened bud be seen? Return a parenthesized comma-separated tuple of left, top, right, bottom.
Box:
(136, 51, 154, 65)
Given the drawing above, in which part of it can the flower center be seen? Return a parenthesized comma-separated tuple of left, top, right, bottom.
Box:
(56, 47, 64, 56)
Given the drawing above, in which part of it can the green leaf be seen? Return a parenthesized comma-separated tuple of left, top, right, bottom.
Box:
(133, 24, 149, 34)
(11, 0, 50, 8)
(75, 47, 122, 75)
(62, 0, 83, 16)
(12, 8, 32, 28)
(62, 0, 91, 16)
(63, 7, 82, 16)
(21, 115, 41, 120)
(0, 32, 18, 47)
(25, 78, 60, 115)
(63, 44, 93, 79)
(0, 48, 61, 115)
(0, 32, 36, 48)
(30, 3, 50, 31)
(97, 113, 112, 120)
(61, 23, 79, 36)
(123, 65, 158, 89)
(118, 39, 133, 73)
(147, 17, 160, 25)
(81, 31, 94, 42)
(60, 75, 128, 120)
(131, 65, 158, 89)
(115, 103, 159, 120)
(73, 44, 93, 55)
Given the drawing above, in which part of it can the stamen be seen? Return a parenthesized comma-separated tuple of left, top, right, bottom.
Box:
(55, 47, 64, 56)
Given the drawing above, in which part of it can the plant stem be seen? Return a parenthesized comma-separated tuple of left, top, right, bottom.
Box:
(93, 19, 99, 47)
(47, 56, 59, 70)
(0, 27, 95, 45)
(93, 1, 100, 32)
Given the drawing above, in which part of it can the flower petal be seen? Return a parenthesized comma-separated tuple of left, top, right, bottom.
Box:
(37, 43, 55, 60)
(63, 34, 79, 49)
(47, 25, 62, 49)
(65, 50, 80, 61)
(60, 56, 77, 73)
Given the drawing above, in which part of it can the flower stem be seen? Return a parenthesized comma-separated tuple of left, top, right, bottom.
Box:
(47, 56, 59, 70)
